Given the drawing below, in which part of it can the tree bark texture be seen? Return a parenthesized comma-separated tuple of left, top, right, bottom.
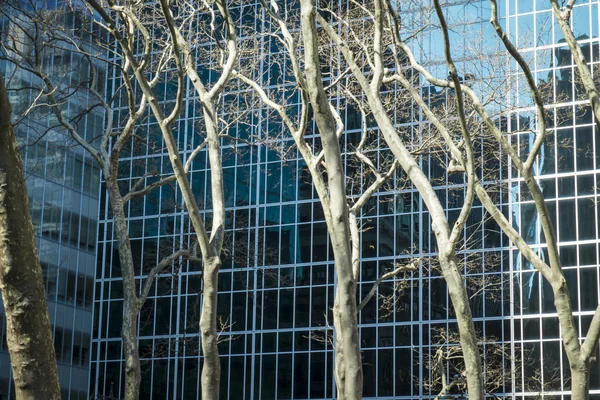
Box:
(200, 258, 221, 400)
(198, 109, 224, 400)
(105, 180, 141, 400)
(571, 364, 590, 400)
(0, 74, 61, 399)
(553, 277, 592, 400)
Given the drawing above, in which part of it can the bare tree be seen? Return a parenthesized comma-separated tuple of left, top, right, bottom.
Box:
(476, 1, 600, 397)
(234, 4, 367, 396)
(307, 2, 486, 398)
(0, 2, 203, 398)
(0, 72, 62, 400)
(331, 0, 600, 398)
(230, 1, 436, 398)
(153, 2, 237, 397)
(82, 0, 239, 398)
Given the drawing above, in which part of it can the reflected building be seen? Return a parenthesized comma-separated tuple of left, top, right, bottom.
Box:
(0, 3, 102, 399)
(90, 1, 600, 399)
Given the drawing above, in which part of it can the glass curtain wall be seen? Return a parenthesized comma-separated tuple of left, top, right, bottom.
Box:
(90, 0, 600, 399)
(0, 2, 102, 399)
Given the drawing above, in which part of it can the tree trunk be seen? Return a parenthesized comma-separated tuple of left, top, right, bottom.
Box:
(328, 229, 361, 400)
(333, 321, 347, 399)
(0, 75, 61, 399)
(199, 103, 224, 400)
(552, 278, 593, 400)
(571, 364, 590, 400)
(106, 181, 141, 400)
(439, 255, 484, 400)
(121, 303, 141, 400)
(298, 2, 363, 397)
(332, 269, 362, 400)
(200, 257, 221, 400)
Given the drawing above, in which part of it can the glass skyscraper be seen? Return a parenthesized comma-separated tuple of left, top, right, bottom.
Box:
(82, 0, 599, 399)
(0, 2, 101, 398)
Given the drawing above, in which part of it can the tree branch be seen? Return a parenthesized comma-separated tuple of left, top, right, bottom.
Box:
(432, 0, 476, 254)
(357, 260, 418, 312)
(490, 0, 547, 171)
(550, 0, 600, 133)
(137, 248, 202, 311)
(581, 304, 600, 361)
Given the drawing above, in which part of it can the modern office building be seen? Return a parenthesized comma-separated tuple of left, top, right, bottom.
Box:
(82, 0, 599, 399)
(0, 3, 101, 399)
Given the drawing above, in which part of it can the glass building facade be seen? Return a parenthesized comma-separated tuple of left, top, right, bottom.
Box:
(88, 0, 600, 399)
(0, 3, 101, 399)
